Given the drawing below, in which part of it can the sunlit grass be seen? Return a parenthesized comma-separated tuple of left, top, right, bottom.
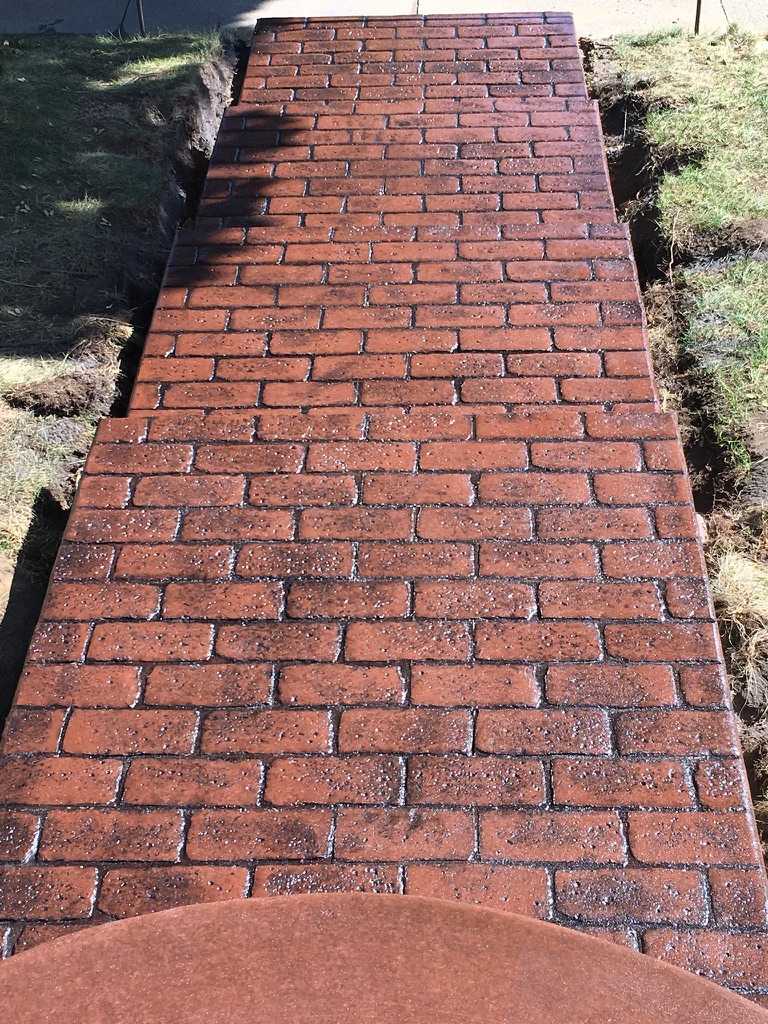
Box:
(680, 260, 768, 480)
(612, 28, 768, 244)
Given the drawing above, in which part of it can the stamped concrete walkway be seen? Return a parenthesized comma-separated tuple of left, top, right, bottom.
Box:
(1, 12, 767, 1002)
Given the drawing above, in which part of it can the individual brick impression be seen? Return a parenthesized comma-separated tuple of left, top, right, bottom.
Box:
(2, 11, 767, 1004)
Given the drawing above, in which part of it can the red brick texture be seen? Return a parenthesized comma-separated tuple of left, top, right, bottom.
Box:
(2, 12, 767, 1000)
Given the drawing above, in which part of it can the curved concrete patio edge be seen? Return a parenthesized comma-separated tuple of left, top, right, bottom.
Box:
(1, 894, 766, 1023)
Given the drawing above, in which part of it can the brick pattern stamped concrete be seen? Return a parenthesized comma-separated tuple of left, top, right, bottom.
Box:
(1, 12, 767, 1003)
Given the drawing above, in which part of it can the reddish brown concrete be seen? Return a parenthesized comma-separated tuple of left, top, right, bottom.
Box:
(1, 11, 767, 1003)
(2, 895, 767, 1023)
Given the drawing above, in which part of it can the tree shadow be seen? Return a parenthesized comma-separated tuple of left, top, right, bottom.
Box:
(0, 23, 318, 725)
(0, 490, 67, 718)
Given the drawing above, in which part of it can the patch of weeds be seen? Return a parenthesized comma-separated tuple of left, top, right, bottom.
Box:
(618, 28, 684, 48)
(709, 508, 768, 698)
(678, 260, 768, 484)
(642, 281, 685, 413)
(708, 509, 768, 808)
(0, 406, 94, 558)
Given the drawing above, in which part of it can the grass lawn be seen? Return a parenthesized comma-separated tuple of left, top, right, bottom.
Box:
(609, 28, 768, 247)
(597, 27, 768, 483)
(0, 32, 225, 615)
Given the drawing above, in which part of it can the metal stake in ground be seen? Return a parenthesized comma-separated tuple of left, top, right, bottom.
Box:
(115, 0, 147, 37)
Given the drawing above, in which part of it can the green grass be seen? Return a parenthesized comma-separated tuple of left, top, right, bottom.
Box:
(0, 31, 223, 569)
(611, 28, 768, 245)
(680, 260, 768, 480)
